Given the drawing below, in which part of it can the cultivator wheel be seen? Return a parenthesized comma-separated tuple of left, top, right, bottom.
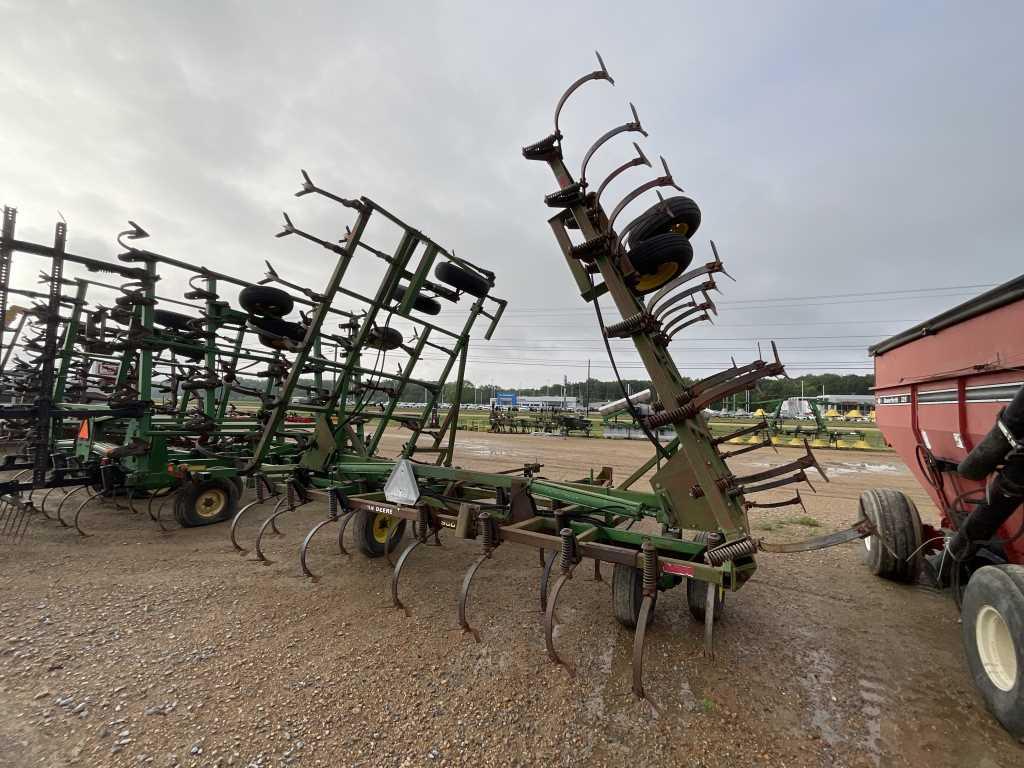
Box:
(611, 562, 657, 628)
(686, 533, 725, 623)
(174, 479, 238, 527)
(352, 510, 406, 558)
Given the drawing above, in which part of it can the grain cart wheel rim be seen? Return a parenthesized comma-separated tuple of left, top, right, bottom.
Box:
(859, 488, 922, 582)
(687, 531, 725, 622)
(626, 233, 694, 296)
(612, 563, 656, 628)
(961, 565, 1024, 738)
(434, 261, 491, 299)
(625, 196, 702, 247)
(239, 285, 294, 318)
(976, 605, 1017, 692)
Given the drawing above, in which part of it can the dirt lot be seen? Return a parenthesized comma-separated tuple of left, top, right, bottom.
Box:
(1, 433, 1021, 767)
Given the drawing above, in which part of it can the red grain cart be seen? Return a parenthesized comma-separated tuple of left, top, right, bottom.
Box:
(865, 274, 1024, 739)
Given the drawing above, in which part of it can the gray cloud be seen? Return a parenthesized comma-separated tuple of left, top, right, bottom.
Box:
(2, 0, 1021, 388)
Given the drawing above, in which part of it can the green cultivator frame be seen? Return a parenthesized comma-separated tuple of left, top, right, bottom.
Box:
(1, 54, 875, 703)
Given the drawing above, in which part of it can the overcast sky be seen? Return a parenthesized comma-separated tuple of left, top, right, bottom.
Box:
(2, 1, 1021, 391)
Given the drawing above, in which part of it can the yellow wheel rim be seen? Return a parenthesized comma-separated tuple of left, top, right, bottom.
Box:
(372, 513, 398, 544)
(195, 488, 227, 519)
(669, 222, 691, 236)
(634, 260, 680, 293)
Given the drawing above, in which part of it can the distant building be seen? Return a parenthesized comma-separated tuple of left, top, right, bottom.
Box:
(489, 394, 578, 411)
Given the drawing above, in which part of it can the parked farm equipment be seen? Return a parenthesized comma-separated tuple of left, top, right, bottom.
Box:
(232, 53, 877, 706)
(865, 274, 1024, 738)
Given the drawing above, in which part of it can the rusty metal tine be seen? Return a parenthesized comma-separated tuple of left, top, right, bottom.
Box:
(595, 142, 652, 210)
(254, 497, 291, 564)
(579, 107, 648, 187)
(543, 571, 575, 674)
(553, 50, 615, 135)
(457, 554, 487, 643)
(299, 517, 338, 580)
(390, 538, 422, 616)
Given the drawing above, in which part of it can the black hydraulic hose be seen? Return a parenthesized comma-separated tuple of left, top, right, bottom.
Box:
(586, 274, 670, 461)
(959, 383, 1024, 480)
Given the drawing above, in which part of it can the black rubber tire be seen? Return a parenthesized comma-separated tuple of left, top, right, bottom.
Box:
(625, 233, 694, 296)
(626, 195, 702, 246)
(434, 262, 491, 298)
(248, 315, 306, 342)
(392, 285, 442, 316)
(859, 488, 922, 582)
(611, 562, 657, 629)
(153, 309, 194, 331)
(229, 476, 244, 498)
(687, 531, 725, 623)
(961, 564, 1024, 740)
(239, 286, 294, 318)
(352, 509, 407, 557)
(173, 478, 239, 527)
(366, 326, 403, 351)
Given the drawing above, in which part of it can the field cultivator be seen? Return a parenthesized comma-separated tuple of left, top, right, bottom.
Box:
(238, 53, 878, 707)
(0, 175, 505, 541)
(2, 55, 880, 705)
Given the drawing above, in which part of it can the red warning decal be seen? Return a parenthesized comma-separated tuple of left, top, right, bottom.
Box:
(662, 562, 694, 577)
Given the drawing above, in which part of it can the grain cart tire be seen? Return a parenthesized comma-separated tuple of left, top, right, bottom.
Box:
(626, 233, 694, 296)
(687, 531, 725, 623)
(239, 286, 294, 318)
(173, 478, 239, 527)
(352, 509, 407, 557)
(859, 488, 922, 582)
(391, 285, 442, 316)
(961, 565, 1024, 739)
(612, 562, 657, 628)
(434, 262, 491, 298)
(626, 195, 702, 245)
(366, 326, 404, 351)
(153, 309, 195, 331)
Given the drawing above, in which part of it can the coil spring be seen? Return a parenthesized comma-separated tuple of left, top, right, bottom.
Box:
(256, 476, 265, 502)
(286, 481, 296, 509)
(328, 488, 339, 520)
(643, 401, 698, 430)
(559, 527, 577, 572)
(641, 540, 657, 594)
(479, 511, 496, 552)
(704, 536, 758, 566)
(418, 506, 431, 542)
(603, 311, 659, 339)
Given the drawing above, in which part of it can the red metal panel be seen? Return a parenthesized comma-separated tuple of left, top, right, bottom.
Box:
(873, 294, 1024, 564)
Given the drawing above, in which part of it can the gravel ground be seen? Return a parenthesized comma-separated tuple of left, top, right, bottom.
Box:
(1, 433, 1022, 767)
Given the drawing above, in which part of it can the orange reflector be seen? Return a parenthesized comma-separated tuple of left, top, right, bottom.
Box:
(77, 420, 90, 440)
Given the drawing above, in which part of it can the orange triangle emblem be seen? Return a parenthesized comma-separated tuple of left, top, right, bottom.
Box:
(77, 420, 90, 440)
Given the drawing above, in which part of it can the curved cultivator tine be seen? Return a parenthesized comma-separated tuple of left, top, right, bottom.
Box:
(254, 497, 290, 564)
(56, 484, 89, 528)
(539, 549, 558, 613)
(456, 553, 489, 643)
(390, 537, 422, 617)
(299, 517, 339, 580)
(230, 496, 274, 552)
(336, 510, 354, 556)
(72, 493, 103, 537)
(631, 594, 655, 700)
(543, 570, 575, 674)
